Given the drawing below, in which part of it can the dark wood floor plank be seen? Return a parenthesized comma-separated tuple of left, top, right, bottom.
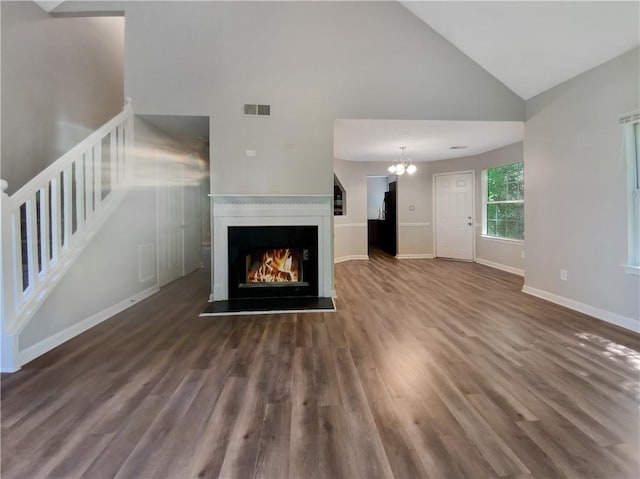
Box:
(429, 362, 531, 477)
(113, 369, 206, 478)
(2, 250, 638, 478)
(466, 392, 568, 479)
(288, 347, 320, 479)
(333, 347, 395, 479)
(253, 401, 292, 479)
(356, 365, 429, 479)
(79, 395, 166, 479)
(317, 405, 359, 479)
(188, 376, 247, 479)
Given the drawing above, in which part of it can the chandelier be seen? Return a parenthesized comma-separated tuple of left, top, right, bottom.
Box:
(388, 146, 417, 175)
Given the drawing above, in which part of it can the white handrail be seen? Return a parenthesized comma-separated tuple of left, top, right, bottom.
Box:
(10, 99, 133, 206)
(1, 99, 134, 336)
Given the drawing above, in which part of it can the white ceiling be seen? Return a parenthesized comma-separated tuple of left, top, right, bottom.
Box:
(334, 120, 523, 163)
(139, 115, 210, 158)
(402, 1, 640, 100)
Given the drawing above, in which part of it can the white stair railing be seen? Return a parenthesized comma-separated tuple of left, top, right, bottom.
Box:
(1, 99, 134, 364)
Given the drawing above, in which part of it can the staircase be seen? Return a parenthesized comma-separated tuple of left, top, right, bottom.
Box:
(1, 99, 134, 372)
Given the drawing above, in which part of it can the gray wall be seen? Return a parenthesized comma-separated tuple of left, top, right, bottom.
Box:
(54, 0, 524, 200)
(524, 48, 639, 327)
(0, 1, 124, 194)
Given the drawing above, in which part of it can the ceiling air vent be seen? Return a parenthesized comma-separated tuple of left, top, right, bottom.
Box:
(243, 104, 271, 117)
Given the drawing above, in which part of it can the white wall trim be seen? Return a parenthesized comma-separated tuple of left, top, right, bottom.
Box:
(334, 254, 369, 264)
(398, 222, 431, 227)
(334, 223, 367, 229)
(480, 235, 525, 246)
(16, 285, 159, 368)
(522, 285, 639, 333)
(395, 253, 434, 259)
(475, 257, 524, 277)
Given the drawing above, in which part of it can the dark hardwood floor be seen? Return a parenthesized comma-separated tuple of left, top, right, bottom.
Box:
(2, 252, 639, 478)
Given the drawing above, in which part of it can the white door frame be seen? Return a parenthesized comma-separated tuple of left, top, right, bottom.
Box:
(432, 170, 476, 261)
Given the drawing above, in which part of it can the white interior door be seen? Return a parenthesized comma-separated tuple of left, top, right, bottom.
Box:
(434, 172, 474, 261)
(157, 161, 182, 287)
(181, 171, 202, 276)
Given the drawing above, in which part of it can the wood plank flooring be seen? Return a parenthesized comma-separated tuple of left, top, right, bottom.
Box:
(2, 251, 639, 479)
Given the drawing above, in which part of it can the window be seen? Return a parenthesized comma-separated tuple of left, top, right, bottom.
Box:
(482, 162, 524, 240)
(623, 114, 640, 271)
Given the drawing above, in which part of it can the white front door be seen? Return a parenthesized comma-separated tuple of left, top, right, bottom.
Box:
(434, 172, 474, 261)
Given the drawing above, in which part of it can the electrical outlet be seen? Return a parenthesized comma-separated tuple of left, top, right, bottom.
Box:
(560, 269, 568, 281)
(520, 250, 525, 259)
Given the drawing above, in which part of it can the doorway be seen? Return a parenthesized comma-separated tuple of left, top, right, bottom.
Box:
(367, 176, 397, 257)
(140, 114, 210, 287)
(434, 171, 475, 261)
(157, 158, 204, 287)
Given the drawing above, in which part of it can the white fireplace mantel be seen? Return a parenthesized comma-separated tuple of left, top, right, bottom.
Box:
(209, 194, 333, 302)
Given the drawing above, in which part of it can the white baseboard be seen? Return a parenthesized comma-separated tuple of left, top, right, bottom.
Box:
(522, 285, 639, 333)
(395, 254, 434, 259)
(475, 258, 524, 277)
(334, 255, 369, 264)
(10, 188, 129, 336)
(17, 285, 159, 368)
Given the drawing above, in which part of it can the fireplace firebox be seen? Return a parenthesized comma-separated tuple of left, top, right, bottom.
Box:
(228, 226, 318, 299)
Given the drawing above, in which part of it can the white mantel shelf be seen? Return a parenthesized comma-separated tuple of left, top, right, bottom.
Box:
(210, 194, 333, 302)
(209, 194, 332, 197)
(210, 194, 331, 205)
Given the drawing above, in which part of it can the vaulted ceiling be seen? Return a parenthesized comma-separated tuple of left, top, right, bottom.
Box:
(402, 1, 640, 100)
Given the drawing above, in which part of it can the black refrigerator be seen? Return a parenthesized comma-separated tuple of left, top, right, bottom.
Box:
(382, 182, 397, 256)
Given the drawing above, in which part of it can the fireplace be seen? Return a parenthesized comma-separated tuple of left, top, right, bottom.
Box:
(228, 225, 318, 299)
(208, 195, 333, 306)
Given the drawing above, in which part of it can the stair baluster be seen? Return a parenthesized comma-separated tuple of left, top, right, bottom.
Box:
(1, 99, 134, 372)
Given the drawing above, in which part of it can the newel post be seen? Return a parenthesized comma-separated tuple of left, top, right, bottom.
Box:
(1, 179, 19, 372)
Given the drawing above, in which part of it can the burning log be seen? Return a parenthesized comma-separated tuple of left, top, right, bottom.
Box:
(248, 249, 299, 283)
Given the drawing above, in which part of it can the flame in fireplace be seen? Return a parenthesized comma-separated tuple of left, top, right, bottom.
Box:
(247, 249, 300, 283)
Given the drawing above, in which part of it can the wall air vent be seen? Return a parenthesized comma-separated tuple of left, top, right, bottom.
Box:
(243, 104, 271, 117)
